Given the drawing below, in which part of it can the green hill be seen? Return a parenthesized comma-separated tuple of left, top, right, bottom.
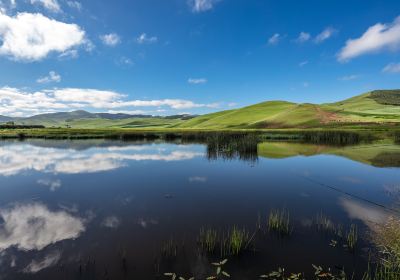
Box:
(174, 90, 400, 129)
(2, 90, 400, 129)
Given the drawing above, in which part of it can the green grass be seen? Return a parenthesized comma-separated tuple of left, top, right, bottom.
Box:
(175, 90, 400, 129)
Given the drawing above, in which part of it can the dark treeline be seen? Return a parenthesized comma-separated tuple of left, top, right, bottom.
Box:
(0, 125, 45, 129)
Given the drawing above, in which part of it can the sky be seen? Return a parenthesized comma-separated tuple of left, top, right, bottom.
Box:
(0, 0, 399, 117)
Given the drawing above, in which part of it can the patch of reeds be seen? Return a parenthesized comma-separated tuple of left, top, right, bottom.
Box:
(160, 238, 178, 259)
(346, 224, 358, 252)
(268, 208, 292, 236)
(198, 226, 251, 256)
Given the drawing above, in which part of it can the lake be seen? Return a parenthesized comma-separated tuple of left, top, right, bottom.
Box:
(0, 139, 399, 279)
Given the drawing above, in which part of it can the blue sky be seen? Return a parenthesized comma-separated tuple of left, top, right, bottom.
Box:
(0, 0, 399, 117)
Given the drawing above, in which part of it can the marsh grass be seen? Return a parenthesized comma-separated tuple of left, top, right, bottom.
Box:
(345, 224, 358, 252)
(161, 238, 178, 259)
(198, 226, 251, 257)
(268, 208, 292, 236)
(199, 228, 218, 253)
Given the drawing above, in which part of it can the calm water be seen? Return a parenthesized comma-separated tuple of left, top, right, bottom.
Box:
(0, 140, 399, 279)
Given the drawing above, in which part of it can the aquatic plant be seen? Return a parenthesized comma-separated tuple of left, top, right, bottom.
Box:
(228, 226, 249, 255)
(268, 208, 292, 236)
(161, 238, 178, 258)
(207, 259, 230, 279)
(312, 264, 347, 280)
(199, 228, 218, 253)
(260, 267, 304, 279)
(345, 224, 358, 252)
(164, 272, 194, 280)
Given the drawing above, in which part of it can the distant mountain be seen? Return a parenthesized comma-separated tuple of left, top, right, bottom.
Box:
(0, 110, 196, 128)
(0, 116, 15, 123)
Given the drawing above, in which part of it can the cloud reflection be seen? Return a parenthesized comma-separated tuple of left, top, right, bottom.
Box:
(0, 144, 202, 176)
(23, 251, 61, 273)
(0, 203, 85, 251)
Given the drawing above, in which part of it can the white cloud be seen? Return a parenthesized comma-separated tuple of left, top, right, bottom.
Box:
(188, 78, 207, 84)
(314, 27, 337, 44)
(0, 203, 85, 251)
(23, 251, 61, 273)
(136, 33, 157, 44)
(0, 12, 86, 61)
(188, 0, 220, 13)
(37, 71, 61, 84)
(66, 1, 81, 11)
(30, 0, 61, 13)
(338, 16, 400, 62)
(338, 74, 360, 81)
(382, 62, 400, 73)
(58, 49, 78, 59)
(100, 33, 120, 46)
(0, 87, 219, 117)
(268, 33, 281, 45)
(299, 60, 308, 67)
(295, 32, 311, 43)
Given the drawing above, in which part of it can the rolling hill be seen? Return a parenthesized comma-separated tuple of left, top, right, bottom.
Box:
(173, 90, 400, 129)
(1, 90, 400, 129)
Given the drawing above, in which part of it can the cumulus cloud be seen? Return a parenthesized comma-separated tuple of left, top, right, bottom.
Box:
(295, 32, 311, 43)
(37, 71, 61, 84)
(188, 0, 220, 13)
(268, 33, 281, 45)
(23, 251, 61, 273)
(30, 0, 61, 13)
(188, 78, 207, 84)
(0, 12, 86, 61)
(100, 33, 120, 46)
(382, 62, 400, 73)
(338, 16, 400, 62)
(0, 143, 204, 175)
(0, 203, 85, 251)
(314, 27, 337, 44)
(0, 87, 218, 117)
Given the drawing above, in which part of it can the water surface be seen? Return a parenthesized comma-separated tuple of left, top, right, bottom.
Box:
(0, 140, 399, 279)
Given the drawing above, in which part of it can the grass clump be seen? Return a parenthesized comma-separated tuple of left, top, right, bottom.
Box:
(345, 224, 358, 252)
(229, 226, 249, 255)
(199, 228, 218, 253)
(268, 208, 291, 236)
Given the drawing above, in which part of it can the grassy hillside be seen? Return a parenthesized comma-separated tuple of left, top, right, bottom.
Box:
(175, 90, 400, 129)
(3, 90, 400, 130)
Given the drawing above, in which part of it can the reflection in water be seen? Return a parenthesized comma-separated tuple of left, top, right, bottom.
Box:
(101, 216, 121, 229)
(37, 179, 62, 191)
(339, 197, 390, 227)
(0, 144, 203, 176)
(0, 203, 85, 251)
(23, 251, 61, 274)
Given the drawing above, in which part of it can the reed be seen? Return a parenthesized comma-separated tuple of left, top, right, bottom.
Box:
(268, 208, 291, 236)
(346, 224, 358, 252)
